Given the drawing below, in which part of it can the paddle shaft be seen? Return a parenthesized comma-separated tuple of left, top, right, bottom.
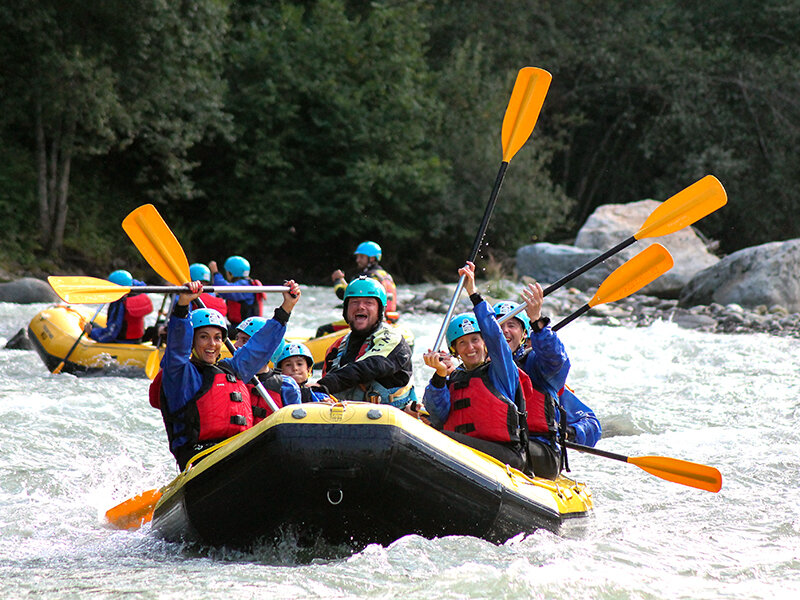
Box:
(134, 285, 289, 294)
(52, 304, 105, 374)
(433, 162, 509, 350)
(563, 440, 630, 463)
(191, 296, 281, 414)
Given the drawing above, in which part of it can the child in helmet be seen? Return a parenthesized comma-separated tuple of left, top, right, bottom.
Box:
(157, 279, 301, 470)
(494, 293, 601, 451)
(208, 255, 263, 329)
(85, 269, 153, 343)
(274, 342, 335, 403)
(234, 317, 301, 422)
(422, 262, 558, 476)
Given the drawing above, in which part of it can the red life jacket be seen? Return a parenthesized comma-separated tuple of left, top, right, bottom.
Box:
(122, 293, 153, 340)
(516, 368, 559, 436)
(159, 361, 253, 452)
(225, 278, 264, 325)
(443, 363, 521, 443)
(248, 371, 284, 423)
(149, 369, 163, 408)
(199, 292, 227, 317)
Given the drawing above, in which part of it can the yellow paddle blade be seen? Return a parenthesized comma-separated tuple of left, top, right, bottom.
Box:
(122, 204, 189, 286)
(501, 67, 552, 163)
(635, 175, 727, 240)
(629, 456, 722, 493)
(589, 243, 673, 307)
(105, 488, 162, 530)
(48, 276, 130, 304)
(145, 348, 161, 380)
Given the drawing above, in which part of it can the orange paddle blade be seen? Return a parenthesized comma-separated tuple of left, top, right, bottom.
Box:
(122, 204, 189, 286)
(501, 67, 552, 163)
(629, 456, 722, 493)
(145, 348, 161, 380)
(48, 276, 130, 304)
(635, 175, 727, 240)
(589, 243, 673, 307)
(105, 488, 162, 530)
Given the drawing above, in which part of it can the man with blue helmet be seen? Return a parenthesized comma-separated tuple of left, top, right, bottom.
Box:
(330, 240, 398, 317)
(155, 278, 301, 470)
(85, 269, 153, 343)
(208, 255, 263, 329)
(312, 276, 416, 411)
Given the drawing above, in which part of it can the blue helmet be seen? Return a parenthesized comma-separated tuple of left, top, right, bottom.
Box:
(236, 316, 267, 338)
(190, 308, 228, 339)
(446, 312, 481, 352)
(108, 269, 133, 287)
(493, 301, 531, 334)
(354, 241, 382, 261)
(224, 255, 250, 278)
(189, 263, 211, 282)
(274, 342, 314, 369)
(342, 275, 387, 321)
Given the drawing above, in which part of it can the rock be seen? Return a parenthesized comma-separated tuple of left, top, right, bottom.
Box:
(679, 239, 800, 312)
(669, 312, 718, 331)
(574, 199, 720, 297)
(0, 278, 60, 303)
(515, 242, 624, 291)
(4, 328, 34, 350)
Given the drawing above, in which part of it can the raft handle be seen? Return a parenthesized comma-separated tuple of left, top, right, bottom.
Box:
(327, 488, 343, 505)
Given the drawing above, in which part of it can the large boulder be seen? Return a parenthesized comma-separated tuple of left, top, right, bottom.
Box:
(679, 239, 800, 312)
(0, 277, 59, 303)
(515, 242, 624, 290)
(574, 199, 720, 297)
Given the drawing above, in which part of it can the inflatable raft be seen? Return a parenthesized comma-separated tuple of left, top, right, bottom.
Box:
(28, 305, 158, 376)
(151, 402, 592, 549)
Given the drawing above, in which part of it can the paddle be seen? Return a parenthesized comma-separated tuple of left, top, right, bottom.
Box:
(51, 303, 105, 374)
(105, 488, 162, 530)
(548, 243, 673, 331)
(47, 275, 289, 304)
(432, 66, 552, 351)
(497, 175, 727, 325)
(145, 347, 161, 380)
(121, 204, 281, 413)
(564, 440, 722, 492)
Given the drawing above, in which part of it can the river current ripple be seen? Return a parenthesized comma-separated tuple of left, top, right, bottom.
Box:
(1, 285, 799, 599)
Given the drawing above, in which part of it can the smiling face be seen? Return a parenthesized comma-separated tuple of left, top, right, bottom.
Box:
(452, 333, 487, 370)
(279, 355, 311, 384)
(193, 326, 225, 364)
(345, 297, 380, 333)
(234, 331, 250, 350)
(500, 318, 525, 352)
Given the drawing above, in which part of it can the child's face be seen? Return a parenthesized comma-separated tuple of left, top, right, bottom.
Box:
(279, 355, 310, 384)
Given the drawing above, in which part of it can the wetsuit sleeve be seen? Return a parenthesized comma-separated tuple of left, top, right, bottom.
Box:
(474, 299, 519, 404)
(225, 308, 287, 382)
(160, 309, 204, 414)
(89, 301, 124, 342)
(280, 375, 302, 405)
(211, 274, 255, 304)
(315, 336, 412, 393)
(562, 388, 602, 447)
(524, 328, 570, 391)
(422, 376, 451, 428)
(334, 280, 347, 300)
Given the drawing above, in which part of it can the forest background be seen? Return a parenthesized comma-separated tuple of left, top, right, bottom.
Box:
(1, 0, 798, 285)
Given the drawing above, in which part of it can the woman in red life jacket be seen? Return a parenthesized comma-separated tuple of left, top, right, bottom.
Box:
(233, 317, 300, 423)
(157, 279, 300, 471)
(421, 262, 529, 472)
(85, 270, 153, 343)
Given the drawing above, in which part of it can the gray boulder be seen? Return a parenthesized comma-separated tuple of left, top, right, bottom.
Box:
(574, 199, 719, 297)
(679, 239, 800, 312)
(0, 277, 59, 303)
(515, 242, 624, 291)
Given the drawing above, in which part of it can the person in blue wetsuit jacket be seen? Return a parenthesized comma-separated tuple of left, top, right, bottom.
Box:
(157, 278, 301, 470)
(208, 255, 262, 330)
(422, 262, 542, 472)
(494, 284, 602, 452)
(86, 270, 153, 343)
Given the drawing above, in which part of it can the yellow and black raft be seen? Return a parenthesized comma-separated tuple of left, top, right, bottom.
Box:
(151, 402, 592, 549)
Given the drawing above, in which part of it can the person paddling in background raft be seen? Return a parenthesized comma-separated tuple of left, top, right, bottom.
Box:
(494, 293, 602, 454)
(233, 317, 301, 422)
(309, 276, 418, 413)
(156, 278, 301, 471)
(189, 262, 228, 317)
(208, 255, 263, 332)
(85, 270, 153, 343)
(422, 262, 559, 475)
(318, 241, 399, 338)
(274, 342, 335, 403)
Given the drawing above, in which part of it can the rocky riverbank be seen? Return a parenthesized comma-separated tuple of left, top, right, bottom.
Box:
(399, 281, 800, 338)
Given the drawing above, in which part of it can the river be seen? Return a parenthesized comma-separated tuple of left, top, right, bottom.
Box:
(1, 286, 798, 599)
